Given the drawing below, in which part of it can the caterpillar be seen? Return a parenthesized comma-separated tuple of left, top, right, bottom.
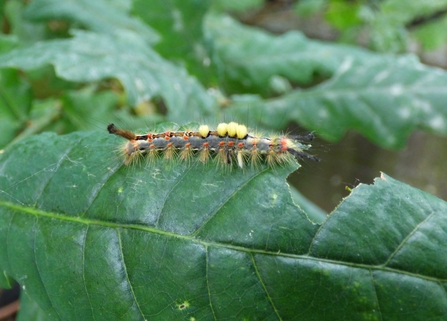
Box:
(107, 122, 319, 168)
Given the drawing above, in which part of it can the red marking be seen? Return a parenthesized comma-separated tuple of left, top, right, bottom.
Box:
(185, 142, 191, 147)
(219, 141, 225, 147)
(228, 141, 235, 147)
(150, 144, 155, 149)
(237, 142, 244, 148)
(165, 136, 171, 141)
(281, 137, 288, 151)
(183, 134, 189, 140)
(167, 142, 173, 147)
(203, 142, 209, 147)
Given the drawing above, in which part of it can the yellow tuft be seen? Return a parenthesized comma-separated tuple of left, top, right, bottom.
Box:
(227, 122, 238, 137)
(249, 149, 261, 168)
(179, 146, 193, 163)
(164, 145, 176, 160)
(198, 125, 209, 138)
(236, 124, 247, 139)
(199, 148, 210, 163)
(217, 123, 228, 136)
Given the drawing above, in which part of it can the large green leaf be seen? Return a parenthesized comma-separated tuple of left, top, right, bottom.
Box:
(23, 0, 158, 43)
(225, 55, 447, 149)
(1, 130, 446, 320)
(206, 14, 378, 96)
(0, 30, 216, 123)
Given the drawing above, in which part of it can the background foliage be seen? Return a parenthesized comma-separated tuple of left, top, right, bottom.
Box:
(0, 0, 447, 320)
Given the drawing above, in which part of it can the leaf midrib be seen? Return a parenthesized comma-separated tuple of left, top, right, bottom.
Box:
(1, 200, 444, 284)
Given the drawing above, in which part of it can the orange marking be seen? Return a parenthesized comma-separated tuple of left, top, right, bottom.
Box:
(281, 137, 288, 151)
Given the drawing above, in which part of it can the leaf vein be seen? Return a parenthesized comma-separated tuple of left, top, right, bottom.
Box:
(382, 211, 436, 266)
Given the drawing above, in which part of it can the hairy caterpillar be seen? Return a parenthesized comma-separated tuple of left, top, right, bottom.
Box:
(108, 122, 319, 168)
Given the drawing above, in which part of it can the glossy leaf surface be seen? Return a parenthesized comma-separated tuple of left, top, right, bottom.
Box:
(0, 131, 446, 320)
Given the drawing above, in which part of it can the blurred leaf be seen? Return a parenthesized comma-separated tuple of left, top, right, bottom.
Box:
(210, 0, 264, 13)
(23, 0, 159, 43)
(17, 290, 58, 321)
(0, 30, 216, 123)
(294, 0, 327, 17)
(5, 0, 47, 44)
(0, 131, 446, 320)
(0, 34, 19, 54)
(225, 55, 447, 149)
(368, 0, 447, 52)
(0, 68, 32, 148)
(108, 0, 132, 12)
(60, 86, 165, 133)
(8, 98, 61, 147)
(58, 88, 120, 131)
(132, 0, 213, 83)
(206, 14, 377, 96)
(379, 0, 447, 23)
(412, 15, 447, 50)
(325, 0, 362, 29)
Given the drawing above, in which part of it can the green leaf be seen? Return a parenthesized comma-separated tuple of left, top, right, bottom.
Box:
(0, 34, 18, 54)
(4, 0, 47, 44)
(17, 290, 58, 321)
(294, 0, 327, 17)
(412, 15, 447, 50)
(368, 0, 447, 52)
(379, 0, 447, 24)
(132, 0, 213, 83)
(325, 0, 362, 30)
(0, 129, 316, 319)
(206, 14, 378, 96)
(1, 130, 446, 320)
(225, 55, 447, 149)
(23, 0, 159, 43)
(0, 30, 216, 123)
(210, 0, 264, 13)
(0, 68, 32, 148)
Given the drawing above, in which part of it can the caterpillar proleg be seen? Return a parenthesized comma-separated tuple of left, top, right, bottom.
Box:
(108, 122, 319, 168)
